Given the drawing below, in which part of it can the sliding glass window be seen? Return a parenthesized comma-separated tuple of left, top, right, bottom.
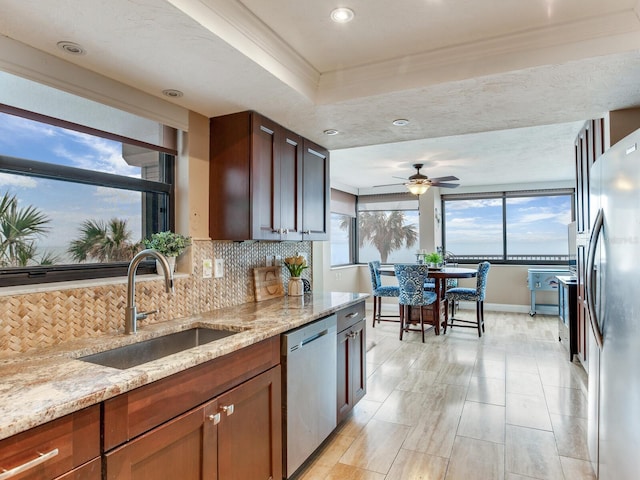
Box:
(0, 107, 175, 286)
(442, 189, 573, 264)
(357, 193, 419, 264)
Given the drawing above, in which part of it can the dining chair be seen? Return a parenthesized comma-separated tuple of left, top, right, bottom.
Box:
(368, 261, 400, 327)
(446, 261, 491, 337)
(394, 263, 439, 342)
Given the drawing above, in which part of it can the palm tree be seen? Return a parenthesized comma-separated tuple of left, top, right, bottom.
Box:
(68, 218, 141, 262)
(0, 192, 51, 267)
(355, 211, 418, 263)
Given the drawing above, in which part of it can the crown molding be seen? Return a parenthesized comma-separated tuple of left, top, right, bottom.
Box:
(167, 0, 320, 101)
(164, 3, 640, 107)
(316, 9, 640, 103)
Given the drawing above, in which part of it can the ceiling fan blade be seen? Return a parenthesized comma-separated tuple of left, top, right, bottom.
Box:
(392, 175, 409, 181)
(431, 182, 460, 188)
(373, 182, 404, 188)
(429, 175, 459, 182)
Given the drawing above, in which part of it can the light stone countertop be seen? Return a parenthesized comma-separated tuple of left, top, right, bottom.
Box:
(0, 291, 368, 441)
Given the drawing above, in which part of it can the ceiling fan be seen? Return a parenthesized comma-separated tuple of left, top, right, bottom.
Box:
(375, 163, 460, 195)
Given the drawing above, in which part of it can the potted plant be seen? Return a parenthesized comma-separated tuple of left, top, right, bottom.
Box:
(283, 255, 308, 296)
(424, 252, 443, 268)
(143, 231, 192, 272)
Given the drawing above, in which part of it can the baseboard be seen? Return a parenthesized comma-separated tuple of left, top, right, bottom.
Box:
(368, 299, 533, 315)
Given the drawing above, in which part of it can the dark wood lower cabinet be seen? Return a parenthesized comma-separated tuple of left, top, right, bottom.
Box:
(337, 301, 367, 424)
(104, 366, 281, 480)
(56, 458, 101, 480)
(217, 365, 281, 480)
(0, 405, 100, 480)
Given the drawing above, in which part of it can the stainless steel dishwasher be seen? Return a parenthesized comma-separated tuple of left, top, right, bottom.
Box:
(282, 314, 337, 478)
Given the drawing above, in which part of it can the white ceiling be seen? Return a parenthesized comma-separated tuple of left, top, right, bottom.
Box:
(1, 0, 640, 192)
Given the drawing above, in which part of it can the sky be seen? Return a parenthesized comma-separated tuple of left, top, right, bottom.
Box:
(0, 112, 145, 263)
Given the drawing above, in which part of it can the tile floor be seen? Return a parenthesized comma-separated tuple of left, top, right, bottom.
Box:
(294, 308, 594, 480)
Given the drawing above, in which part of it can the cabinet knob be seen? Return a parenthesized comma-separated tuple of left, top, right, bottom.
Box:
(221, 404, 235, 416)
(303, 230, 311, 235)
(208, 413, 221, 424)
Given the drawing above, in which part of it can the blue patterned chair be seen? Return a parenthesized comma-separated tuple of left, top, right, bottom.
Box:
(394, 263, 439, 342)
(368, 261, 400, 327)
(446, 262, 491, 337)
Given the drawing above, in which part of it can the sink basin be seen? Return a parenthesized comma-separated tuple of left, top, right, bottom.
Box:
(79, 328, 238, 370)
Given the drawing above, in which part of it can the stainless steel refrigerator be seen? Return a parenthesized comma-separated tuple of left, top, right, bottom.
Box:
(586, 128, 640, 479)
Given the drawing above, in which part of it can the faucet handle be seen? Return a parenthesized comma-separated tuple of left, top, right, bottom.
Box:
(137, 309, 158, 320)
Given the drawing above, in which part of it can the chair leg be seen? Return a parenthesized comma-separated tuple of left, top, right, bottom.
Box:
(419, 305, 425, 343)
(372, 296, 378, 327)
(399, 305, 405, 340)
(481, 301, 485, 332)
(476, 301, 482, 338)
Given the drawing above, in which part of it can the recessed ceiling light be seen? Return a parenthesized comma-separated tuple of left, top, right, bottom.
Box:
(57, 41, 86, 55)
(330, 7, 355, 23)
(324, 129, 339, 136)
(162, 89, 184, 98)
(392, 119, 410, 126)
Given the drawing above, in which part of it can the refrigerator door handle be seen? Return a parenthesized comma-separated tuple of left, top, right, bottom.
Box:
(586, 208, 604, 350)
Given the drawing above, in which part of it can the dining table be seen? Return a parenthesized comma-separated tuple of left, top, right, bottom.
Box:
(379, 265, 478, 333)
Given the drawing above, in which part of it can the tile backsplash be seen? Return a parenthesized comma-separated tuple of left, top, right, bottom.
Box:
(0, 240, 311, 357)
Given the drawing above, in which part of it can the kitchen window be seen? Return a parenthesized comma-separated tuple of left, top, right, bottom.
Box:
(0, 105, 176, 286)
(442, 189, 574, 264)
(356, 193, 419, 264)
(330, 189, 357, 266)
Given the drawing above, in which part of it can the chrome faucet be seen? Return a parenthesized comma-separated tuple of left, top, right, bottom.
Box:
(125, 249, 174, 334)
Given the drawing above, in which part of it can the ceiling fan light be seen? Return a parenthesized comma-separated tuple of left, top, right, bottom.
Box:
(406, 182, 430, 195)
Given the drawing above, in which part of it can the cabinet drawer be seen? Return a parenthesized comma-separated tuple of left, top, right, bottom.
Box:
(55, 458, 101, 480)
(337, 301, 366, 332)
(0, 405, 99, 480)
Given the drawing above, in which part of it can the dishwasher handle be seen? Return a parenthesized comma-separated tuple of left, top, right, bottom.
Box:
(301, 328, 330, 347)
(282, 314, 337, 356)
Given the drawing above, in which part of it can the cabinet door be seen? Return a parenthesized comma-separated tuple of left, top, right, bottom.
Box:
(351, 319, 367, 407)
(337, 327, 351, 422)
(302, 140, 330, 241)
(252, 115, 281, 241)
(337, 319, 367, 423)
(277, 128, 303, 240)
(104, 404, 217, 480)
(217, 366, 282, 480)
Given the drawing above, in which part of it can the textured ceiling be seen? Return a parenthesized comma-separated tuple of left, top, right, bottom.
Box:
(1, 0, 640, 191)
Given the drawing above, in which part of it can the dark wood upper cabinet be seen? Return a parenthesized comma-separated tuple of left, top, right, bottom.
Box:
(210, 110, 329, 241)
(302, 139, 330, 241)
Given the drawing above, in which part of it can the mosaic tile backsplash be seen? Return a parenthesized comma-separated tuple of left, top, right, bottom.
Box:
(0, 240, 312, 357)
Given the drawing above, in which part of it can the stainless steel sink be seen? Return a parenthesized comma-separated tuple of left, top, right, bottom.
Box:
(79, 328, 238, 369)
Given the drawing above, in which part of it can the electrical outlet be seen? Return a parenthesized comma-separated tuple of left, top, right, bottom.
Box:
(202, 259, 213, 278)
(214, 258, 224, 278)
(265, 255, 273, 267)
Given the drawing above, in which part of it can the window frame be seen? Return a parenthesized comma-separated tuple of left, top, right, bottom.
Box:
(329, 212, 356, 267)
(355, 193, 420, 265)
(442, 188, 574, 266)
(0, 105, 176, 287)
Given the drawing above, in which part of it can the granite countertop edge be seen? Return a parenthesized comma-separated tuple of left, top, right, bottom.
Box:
(0, 291, 369, 441)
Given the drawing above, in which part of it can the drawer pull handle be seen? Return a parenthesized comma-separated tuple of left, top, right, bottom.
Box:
(222, 404, 235, 416)
(346, 312, 359, 319)
(208, 413, 221, 425)
(0, 448, 59, 479)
